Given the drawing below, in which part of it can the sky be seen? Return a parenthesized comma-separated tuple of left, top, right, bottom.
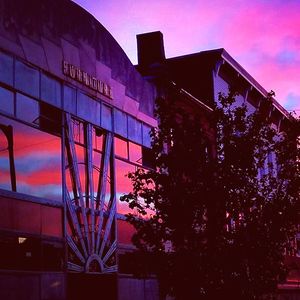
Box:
(72, 0, 300, 113)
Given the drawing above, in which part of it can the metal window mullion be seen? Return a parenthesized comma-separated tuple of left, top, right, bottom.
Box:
(99, 194, 116, 258)
(66, 191, 88, 258)
(102, 239, 117, 265)
(66, 234, 85, 263)
(67, 262, 84, 272)
(102, 265, 117, 273)
(87, 124, 96, 254)
(66, 113, 91, 255)
(95, 132, 112, 254)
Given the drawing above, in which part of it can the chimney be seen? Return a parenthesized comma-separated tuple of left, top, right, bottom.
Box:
(137, 31, 165, 66)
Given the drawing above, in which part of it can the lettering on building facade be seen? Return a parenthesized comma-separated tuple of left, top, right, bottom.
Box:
(63, 61, 113, 99)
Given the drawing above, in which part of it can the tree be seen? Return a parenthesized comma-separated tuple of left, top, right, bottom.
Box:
(120, 89, 300, 300)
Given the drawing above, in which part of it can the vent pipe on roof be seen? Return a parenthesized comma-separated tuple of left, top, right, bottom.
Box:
(137, 31, 165, 66)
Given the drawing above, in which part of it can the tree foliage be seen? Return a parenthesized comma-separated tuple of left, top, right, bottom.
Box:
(120, 90, 300, 300)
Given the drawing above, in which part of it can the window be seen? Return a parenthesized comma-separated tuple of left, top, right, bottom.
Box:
(0, 233, 63, 271)
(114, 137, 128, 159)
(16, 93, 39, 124)
(39, 102, 62, 135)
(0, 115, 62, 201)
(0, 86, 14, 115)
(15, 61, 39, 98)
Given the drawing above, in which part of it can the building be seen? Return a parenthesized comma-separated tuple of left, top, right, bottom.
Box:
(0, 0, 160, 299)
(136, 31, 300, 299)
(0, 1, 298, 299)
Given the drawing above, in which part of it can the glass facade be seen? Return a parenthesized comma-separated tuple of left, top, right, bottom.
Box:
(0, 49, 155, 278)
(0, 115, 62, 200)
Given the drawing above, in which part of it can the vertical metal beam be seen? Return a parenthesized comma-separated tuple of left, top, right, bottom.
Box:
(99, 141, 117, 259)
(95, 132, 112, 254)
(99, 195, 116, 258)
(86, 124, 95, 254)
(66, 191, 88, 258)
(66, 113, 91, 255)
(0, 125, 16, 192)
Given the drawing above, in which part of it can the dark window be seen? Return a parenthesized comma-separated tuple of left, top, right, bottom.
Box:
(142, 146, 155, 169)
(39, 102, 62, 135)
(42, 240, 63, 271)
(0, 232, 63, 271)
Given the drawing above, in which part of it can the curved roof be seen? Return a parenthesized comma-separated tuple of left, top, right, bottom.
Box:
(0, 0, 155, 115)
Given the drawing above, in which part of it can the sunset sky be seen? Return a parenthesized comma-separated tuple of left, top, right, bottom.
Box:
(73, 0, 300, 113)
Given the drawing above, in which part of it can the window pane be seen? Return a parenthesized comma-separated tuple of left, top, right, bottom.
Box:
(0, 51, 13, 86)
(0, 115, 62, 201)
(77, 92, 100, 125)
(0, 128, 11, 190)
(15, 60, 39, 98)
(114, 109, 127, 137)
(101, 104, 112, 131)
(115, 159, 135, 215)
(75, 144, 86, 197)
(41, 206, 63, 237)
(41, 74, 62, 108)
(0, 234, 42, 271)
(129, 142, 142, 164)
(142, 124, 152, 148)
(39, 102, 62, 135)
(92, 150, 102, 200)
(63, 85, 76, 114)
(114, 137, 128, 159)
(93, 127, 103, 151)
(142, 146, 156, 169)
(16, 93, 39, 124)
(128, 116, 142, 144)
(41, 240, 63, 271)
(0, 86, 14, 115)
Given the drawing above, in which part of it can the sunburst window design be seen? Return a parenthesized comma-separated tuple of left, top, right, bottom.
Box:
(64, 113, 117, 273)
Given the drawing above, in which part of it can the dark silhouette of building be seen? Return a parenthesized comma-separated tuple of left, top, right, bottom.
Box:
(136, 31, 300, 300)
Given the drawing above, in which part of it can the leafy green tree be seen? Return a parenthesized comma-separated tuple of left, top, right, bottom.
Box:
(121, 89, 300, 300)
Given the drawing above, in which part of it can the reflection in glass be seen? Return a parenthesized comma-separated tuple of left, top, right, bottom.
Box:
(0, 128, 10, 190)
(114, 137, 128, 159)
(93, 127, 103, 151)
(129, 142, 142, 164)
(115, 159, 135, 215)
(0, 115, 62, 201)
(75, 144, 86, 198)
(72, 119, 85, 145)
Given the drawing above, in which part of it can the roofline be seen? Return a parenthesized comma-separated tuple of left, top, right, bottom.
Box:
(170, 81, 214, 113)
